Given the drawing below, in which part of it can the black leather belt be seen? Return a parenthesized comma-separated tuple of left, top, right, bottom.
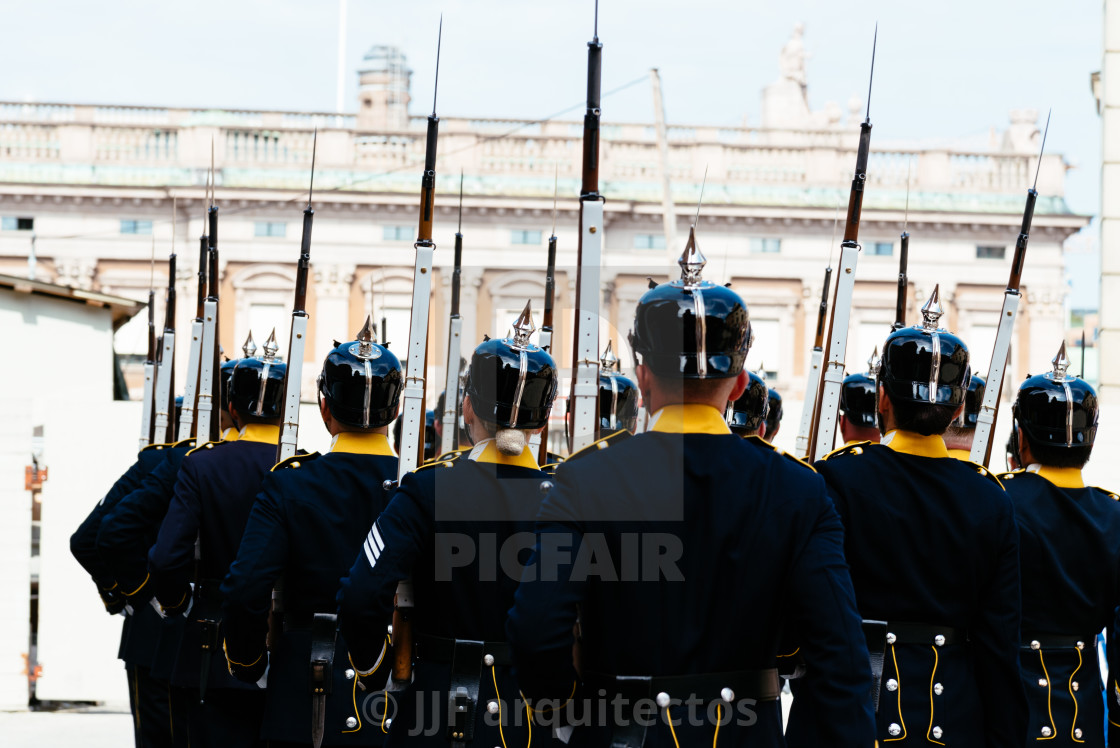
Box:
(413, 634, 514, 746)
(1020, 632, 1097, 650)
(885, 622, 967, 647)
(586, 670, 780, 748)
(414, 633, 514, 667)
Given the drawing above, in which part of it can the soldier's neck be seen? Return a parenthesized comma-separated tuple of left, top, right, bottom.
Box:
(1025, 463, 1084, 489)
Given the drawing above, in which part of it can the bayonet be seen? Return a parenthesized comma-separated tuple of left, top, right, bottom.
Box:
(277, 129, 317, 463)
(970, 110, 1052, 466)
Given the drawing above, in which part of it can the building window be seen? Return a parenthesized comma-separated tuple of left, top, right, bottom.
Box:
(254, 222, 287, 238)
(383, 225, 412, 241)
(2, 217, 33, 231)
(633, 234, 667, 250)
(511, 229, 543, 245)
(869, 242, 893, 256)
(750, 238, 781, 254)
(120, 219, 153, 235)
(976, 245, 1006, 260)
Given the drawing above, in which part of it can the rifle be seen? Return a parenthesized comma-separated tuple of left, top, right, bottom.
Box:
(536, 170, 559, 465)
(568, 2, 604, 453)
(392, 17, 443, 690)
(138, 241, 157, 450)
(440, 171, 464, 456)
(152, 249, 177, 444)
(196, 149, 221, 443)
(970, 111, 1051, 466)
(893, 160, 911, 331)
(807, 27, 877, 462)
(794, 264, 832, 460)
(178, 203, 207, 441)
(277, 131, 318, 463)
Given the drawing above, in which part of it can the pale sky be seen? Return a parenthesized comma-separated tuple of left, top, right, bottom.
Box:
(3, 0, 1105, 303)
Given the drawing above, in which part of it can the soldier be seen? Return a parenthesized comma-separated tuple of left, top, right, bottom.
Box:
(789, 290, 1027, 745)
(724, 370, 769, 438)
(221, 321, 403, 748)
(943, 374, 985, 459)
(431, 388, 472, 461)
(565, 341, 641, 461)
(71, 434, 179, 748)
(999, 343, 1120, 745)
(146, 333, 289, 748)
(337, 301, 561, 748)
(838, 357, 880, 446)
(763, 387, 783, 440)
(507, 232, 875, 746)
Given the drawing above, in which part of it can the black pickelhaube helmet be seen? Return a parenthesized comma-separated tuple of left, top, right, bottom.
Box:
(878, 285, 970, 407)
(318, 317, 403, 429)
(229, 329, 287, 418)
(219, 335, 254, 404)
(465, 301, 557, 430)
(840, 349, 879, 428)
(628, 226, 751, 379)
(1012, 341, 1098, 448)
(725, 370, 769, 435)
(764, 388, 783, 436)
(957, 374, 986, 429)
(597, 341, 640, 435)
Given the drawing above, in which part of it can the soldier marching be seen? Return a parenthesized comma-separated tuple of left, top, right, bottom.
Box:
(66, 6, 1120, 748)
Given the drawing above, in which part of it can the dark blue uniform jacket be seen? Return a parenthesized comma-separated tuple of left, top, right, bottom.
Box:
(222, 433, 398, 745)
(1002, 467, 1120, 746)
(806, 431, 1028, 747)
(508, 404, 876, 748)
(338, 439, 564, 748)
(148, 424, 280, 690)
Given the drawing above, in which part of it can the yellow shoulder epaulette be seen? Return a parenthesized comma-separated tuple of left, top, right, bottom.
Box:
(173, 438, 197, 450)
(431, 447, 471, 464)
(141, 442, 173, 452)
(186, 440, 226, 457)
(963, 459, 1004, 489)
(413, 458, 456, 473)
(819, 440, 873, 461)
(745, 435, 818, 473)
(565, 429, 630, 463)
(271, 452, 321, 472)
(997, 469, 1026, 482)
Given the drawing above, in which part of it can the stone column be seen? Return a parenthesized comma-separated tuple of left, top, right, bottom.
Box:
(312, 263, 355, 396)
(458, 268, 484, 353)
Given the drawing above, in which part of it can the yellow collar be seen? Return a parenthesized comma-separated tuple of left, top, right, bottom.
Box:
(222, 428, 240, 442)
(881, 430, 949, 458)
(238, 423, 280, 445)
(468, 439, 541, 470)
(947, 448, 972, 461)
(1027, 464, 1085, 489)
(330, 432, 396, 457)
(648, 404, 731, 435)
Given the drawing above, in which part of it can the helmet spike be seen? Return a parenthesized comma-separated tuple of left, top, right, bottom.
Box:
(242, 330, 257, 358)
(262, 328, 279, 360)
(920, 284, 944, 330)
(600, 340, 619, 371)
(755, 360, 767, 382)
(355, 315, 376, 359)
(868, 346, 880, 376)
(1051, 340, 1070, 381)
(678, 225, 707, 285)
(510, 300, 536, 349)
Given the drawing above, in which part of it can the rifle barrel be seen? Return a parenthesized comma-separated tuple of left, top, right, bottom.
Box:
(196, 235, 207, 319)
(1007, 189, 1037, 291)
(894, 232, 909, 329)
(417, 116, 439, 245)
(543, 234, 557, 329)
(581, 37, 603, 198)
(813, 266, 832, 348)
(293, 207, 313, 314)
(165, 254, 177, 331)
(450, 231, 462, 316)
(842, 122, 872, 244)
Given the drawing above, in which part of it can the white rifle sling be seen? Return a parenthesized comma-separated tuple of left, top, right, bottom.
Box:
(813, 244, 860, 461)
(139, 362, 155, 450)
(398, 245, 435, 479)
(177, 319, 204, 441)
(795, 347, 824, 459)
(440, 315, 461, 455)
(152, 331, 176, 444)
(570, 199, 603, 452)
(969, 292, 1020, 465)
(195, 300, 219, 442)
(277, 314, 308, 462)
